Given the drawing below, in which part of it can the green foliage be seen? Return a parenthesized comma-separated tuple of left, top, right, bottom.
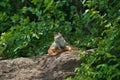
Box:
(0, 0, 82, 58)
(0, 0, 120, 80)
(66, 0, 120, 80)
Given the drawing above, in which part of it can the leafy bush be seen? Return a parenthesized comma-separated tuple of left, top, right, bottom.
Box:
(0, 0, 83, 58)
(0, 0, 120, 79)
(66, 0, 120, 80)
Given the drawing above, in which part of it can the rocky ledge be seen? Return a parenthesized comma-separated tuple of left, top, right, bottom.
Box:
(0, 51, 81, 80)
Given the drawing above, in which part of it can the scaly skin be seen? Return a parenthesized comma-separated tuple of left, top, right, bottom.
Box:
(48, 33, 73, 56)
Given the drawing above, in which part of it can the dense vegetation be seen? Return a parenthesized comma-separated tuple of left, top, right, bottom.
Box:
(0, 0, 120, 80)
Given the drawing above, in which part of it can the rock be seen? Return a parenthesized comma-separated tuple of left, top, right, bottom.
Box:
(0, 51, 81, 80)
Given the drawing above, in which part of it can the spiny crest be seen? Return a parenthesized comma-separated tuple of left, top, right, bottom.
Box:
(54, 32, 63, 40)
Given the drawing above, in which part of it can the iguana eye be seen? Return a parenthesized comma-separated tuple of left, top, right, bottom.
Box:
(58, 36, 62, 39)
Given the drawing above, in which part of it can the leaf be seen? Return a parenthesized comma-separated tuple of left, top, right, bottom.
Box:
(32, 33, 39, 39)
(105, 53, 116, 58)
